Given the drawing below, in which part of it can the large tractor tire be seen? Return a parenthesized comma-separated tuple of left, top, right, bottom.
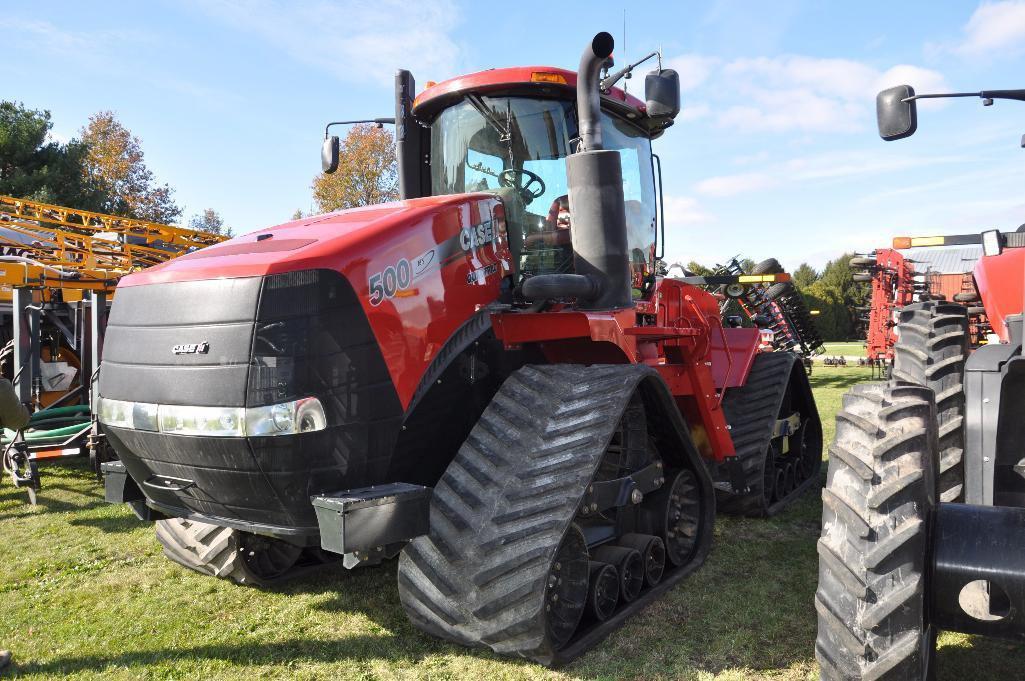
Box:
(156, 518, 305, 586)
(397, 364, 714, 665)
(891, 301, 969, 502)
(849, 257, 876, 268)
(816, 383, 937, 680)
(752, 258, 783, 275)
(717, 352, 822, 517)
(852, 273, 873, 282)
(953, 291, 979, 303)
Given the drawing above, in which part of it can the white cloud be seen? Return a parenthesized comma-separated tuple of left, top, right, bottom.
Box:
(695, 172, 776, 197)
(694, 150, 968, 197)
(663, 195, 712, 226)
(956, 1, 1025, 55)
(678, 103, 710, 122)
(666, 55, 720, 91)
(191, 0, 463, 85)
(664, 51, 947, 134)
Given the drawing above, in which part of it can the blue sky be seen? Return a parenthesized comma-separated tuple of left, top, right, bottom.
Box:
(3, 0, 1024, 269)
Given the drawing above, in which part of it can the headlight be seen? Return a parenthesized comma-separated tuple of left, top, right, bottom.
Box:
(97, 396, 326, 437)
(245, 397, 327, 437)
(159, 404, 246, 437)
(97, 397, 159, 431)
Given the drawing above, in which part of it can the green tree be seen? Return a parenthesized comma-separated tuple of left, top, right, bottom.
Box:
(291, 208, 306, 221)
(795, 252, 868, 340)
(0, 101, 103, 208)
(792, 262, 819, 289)
(80, 111, 181, 223)
(312, 124, 397, 212)
(188, 208, 233, 238)
(685, 260, 712, 276)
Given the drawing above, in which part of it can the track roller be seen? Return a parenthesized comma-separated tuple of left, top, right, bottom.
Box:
(617, 533, 666, 587)
(585, 562, 620, 621)
(591, 545, 644, 602)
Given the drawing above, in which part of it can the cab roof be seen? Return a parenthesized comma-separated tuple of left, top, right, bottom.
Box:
(412, 66, 659, 132)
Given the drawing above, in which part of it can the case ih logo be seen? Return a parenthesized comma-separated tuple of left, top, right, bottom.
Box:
(172, 342, 209, 355)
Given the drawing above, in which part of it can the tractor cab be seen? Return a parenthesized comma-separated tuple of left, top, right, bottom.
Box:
(400, 64, 679, 298)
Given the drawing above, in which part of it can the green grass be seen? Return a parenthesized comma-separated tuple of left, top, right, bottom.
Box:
(2, 366, 1023, 679)
(820, 341, 866, 357)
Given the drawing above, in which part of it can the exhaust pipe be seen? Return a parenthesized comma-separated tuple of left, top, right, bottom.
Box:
(576, 32, 615, 152)
(567, 32, 633, 310)
(520, 31, 633, 310)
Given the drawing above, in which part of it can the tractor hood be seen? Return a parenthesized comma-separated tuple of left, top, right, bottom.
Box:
(120, 193, 497, 288)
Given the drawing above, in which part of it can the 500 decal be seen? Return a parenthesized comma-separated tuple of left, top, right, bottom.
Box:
(368, 258, 412, 306)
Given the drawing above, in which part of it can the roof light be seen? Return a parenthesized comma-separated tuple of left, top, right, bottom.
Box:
(911, 236, 946, 247)
(893, 237, 912, 249)
(531, 72, 567, 84)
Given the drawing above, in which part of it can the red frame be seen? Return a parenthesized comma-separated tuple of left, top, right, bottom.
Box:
(865, 248, 916, 361)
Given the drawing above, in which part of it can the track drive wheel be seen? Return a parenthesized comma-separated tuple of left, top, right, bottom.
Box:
(816, 383, 937, 680)
(156, 518, 303, 586)
(891, 301, 968, 502)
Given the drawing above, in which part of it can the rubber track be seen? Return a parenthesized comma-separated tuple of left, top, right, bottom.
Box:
(156, 518, 307, 586)
(156, 518, 258, 584)
(717, 351, 821, 516)
(816, 383, 936, 680)
(396, 364, 709, 666)
(890, 301, 968, 502)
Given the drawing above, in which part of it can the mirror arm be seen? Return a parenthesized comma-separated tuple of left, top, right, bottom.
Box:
(904, 90, 1025, 104)
(324, 117, 396, 138)
(601, 51, 659, 92)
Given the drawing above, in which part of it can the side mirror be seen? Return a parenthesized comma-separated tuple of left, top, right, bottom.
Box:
(876, 85, 917, 141)
(645, 69, 680, 120)
(321, 136, 340, 173)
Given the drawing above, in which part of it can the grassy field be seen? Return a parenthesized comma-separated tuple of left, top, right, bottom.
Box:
(2, 366, 1023, 679)
(820, 341, 866, 357)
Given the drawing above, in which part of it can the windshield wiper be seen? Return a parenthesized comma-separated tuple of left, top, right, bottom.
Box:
(465, 94, 511, 143)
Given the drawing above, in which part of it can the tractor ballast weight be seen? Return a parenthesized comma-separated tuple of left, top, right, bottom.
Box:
(99, 33, 822, 665)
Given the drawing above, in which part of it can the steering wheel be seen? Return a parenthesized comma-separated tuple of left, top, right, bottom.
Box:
(498, 168, 546, 204)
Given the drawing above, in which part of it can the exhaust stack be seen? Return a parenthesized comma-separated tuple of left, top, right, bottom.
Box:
(567, 32, 632, 310)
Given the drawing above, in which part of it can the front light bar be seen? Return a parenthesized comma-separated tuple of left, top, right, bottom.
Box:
(97, 396, 327, 437)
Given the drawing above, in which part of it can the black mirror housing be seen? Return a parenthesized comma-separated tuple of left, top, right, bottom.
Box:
(877, 85, 918, 141)
(321, 136, 340, 173)
(645, 69, 680, 120)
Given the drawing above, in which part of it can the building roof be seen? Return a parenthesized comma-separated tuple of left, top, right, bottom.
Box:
(899, 245, 982, 274)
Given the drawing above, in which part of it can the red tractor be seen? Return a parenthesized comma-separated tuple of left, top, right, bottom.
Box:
(817, 83, 1025, 679)
(97, 33, 822, 665)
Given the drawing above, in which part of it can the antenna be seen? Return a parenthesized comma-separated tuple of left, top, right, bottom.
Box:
(619, 8, 627, 94)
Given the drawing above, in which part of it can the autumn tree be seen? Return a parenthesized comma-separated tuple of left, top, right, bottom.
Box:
(188, 208, 233, 238)
(312, 124, 397, 212)
(80, 111, 180, 223)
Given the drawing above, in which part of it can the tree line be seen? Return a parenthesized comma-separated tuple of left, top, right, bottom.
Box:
(684, 255, 869, 341)
(0, 101, 231, 235)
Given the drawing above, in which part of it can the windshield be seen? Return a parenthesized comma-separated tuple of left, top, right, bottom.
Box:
(430, 96, 656, 289)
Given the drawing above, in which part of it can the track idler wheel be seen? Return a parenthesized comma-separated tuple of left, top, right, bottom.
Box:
(591, 545, 644, 603)
(585, 561, 620, 622)
(618, 533, 666, 587)
(640, 468, 702, 567)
